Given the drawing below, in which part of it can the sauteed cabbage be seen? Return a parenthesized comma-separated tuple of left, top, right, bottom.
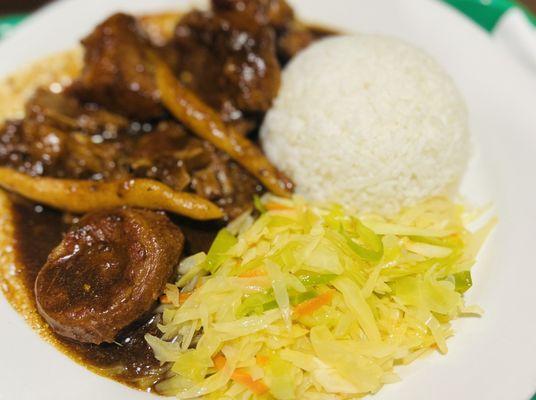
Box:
(147, 195, 495, 399)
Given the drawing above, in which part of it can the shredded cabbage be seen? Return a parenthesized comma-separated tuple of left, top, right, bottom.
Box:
(147, 196, 495, 399)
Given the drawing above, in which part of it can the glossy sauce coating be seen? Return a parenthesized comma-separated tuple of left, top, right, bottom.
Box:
(8, 197, 219, 391)
(35, 208, 185, 344)
(0, 18, 336, 392)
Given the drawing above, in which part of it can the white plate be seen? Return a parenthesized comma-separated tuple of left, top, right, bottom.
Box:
(0, 0, 535, 399)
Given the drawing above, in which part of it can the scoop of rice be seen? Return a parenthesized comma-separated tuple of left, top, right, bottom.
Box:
(261, 35, 470, 215)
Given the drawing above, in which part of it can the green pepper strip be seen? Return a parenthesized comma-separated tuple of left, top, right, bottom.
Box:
(453, 271, 472, 293)
(297, 272, 337, 287)
(339, 218, 383, 262)
(204, 228, 237, 272)
(253, 195, 267, 214)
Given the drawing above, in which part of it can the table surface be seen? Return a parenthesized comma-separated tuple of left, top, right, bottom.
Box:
(521, 0, 535, 11)
(0, 0, 535, 13)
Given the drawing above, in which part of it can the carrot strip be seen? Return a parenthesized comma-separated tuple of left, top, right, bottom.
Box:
(256, 355, 269, 366)
(213, 354, 269, 395)
(179, 292, 192, 302)
(213, 354, 227, 370)
(159, 294, 171, 304)
(159, 291, 193, 305)
(231, 369, 269, 395)
(293, 291, 334, 317)
(239, 268, 267, 278)
(265, 202, 293, 211)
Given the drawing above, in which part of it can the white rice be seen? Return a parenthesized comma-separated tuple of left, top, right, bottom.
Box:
(261, 35, 470, 216)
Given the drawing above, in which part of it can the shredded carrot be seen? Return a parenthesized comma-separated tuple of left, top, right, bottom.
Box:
(213, 354, 269, 395)
(160, 291, 193, 304)
(231, 369, 269, 395)
(239, 268, 267, 278)
(158, 292, 193, 304)
(213, 354, 226, 370)
(179, 292, 192, 302)
(265, 202, 292, 211)
(293, 290, 334, 317)
(159, 294, 171, 304)
(256, 355, 269, 366)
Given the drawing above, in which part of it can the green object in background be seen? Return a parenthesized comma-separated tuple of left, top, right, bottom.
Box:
(0, 1, 535, 40)
(0, 14, 26, 39)
(445, 0, 536, 31)
(0, 2, 533, 398)
(444, 0, 514, 31)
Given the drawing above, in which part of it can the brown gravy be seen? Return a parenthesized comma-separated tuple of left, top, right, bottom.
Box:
(1, 20, 338, 394)
(9, 196, 220, 392)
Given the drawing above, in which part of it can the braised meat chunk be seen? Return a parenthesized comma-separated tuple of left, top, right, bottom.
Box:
(0, 0, 333, 391)
(155, 61, 292, 198)
(73, 13, 164, 120)
(0, 120, 53, 177)
(26, 88, 129, 137)
(172, 8, 281, 120)
(130, 121, 195, 192)
(277, 24, 315, 61)
(210, 0, 324, 62)
(211, 0, 294, 29)
(128, 120, 263, 218)
(0, 120, 126, 180)
(35, 208, 184, 344)
(0, 98, 261, 219)
(0, 90, 133, 180)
